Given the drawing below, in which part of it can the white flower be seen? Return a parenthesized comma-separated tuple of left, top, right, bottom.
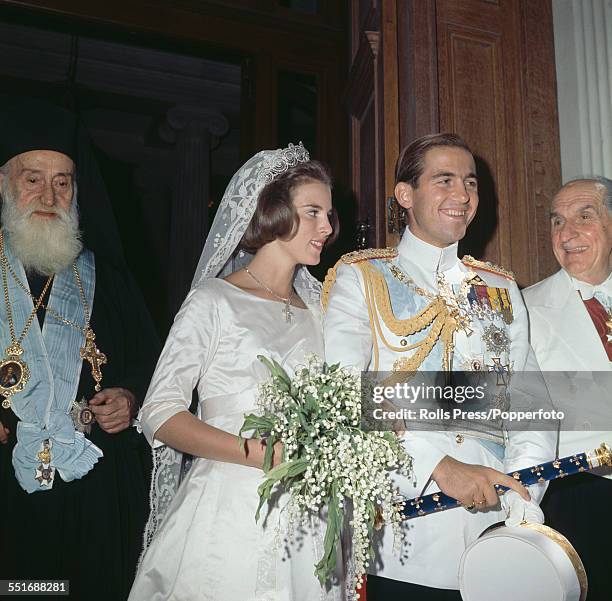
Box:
(242, 354, 413, 594)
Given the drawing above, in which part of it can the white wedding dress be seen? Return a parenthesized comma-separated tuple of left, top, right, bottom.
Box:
(129, 279, 343, 601)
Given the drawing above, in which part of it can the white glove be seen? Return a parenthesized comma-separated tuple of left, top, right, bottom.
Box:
(501, 490, 544, 526)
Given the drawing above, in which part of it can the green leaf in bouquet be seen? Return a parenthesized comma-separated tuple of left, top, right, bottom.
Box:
(285, 458, 308, 478)
(274, 378, 291, 394)
(296, 409, 310, 432)
(255, 462, 294, 519)
(314, 485, 343, 584)
(255, 459, 310, 521)
(257, 355, 291, 388)
(255, 478, 276, 522)
(239, 413, 274, 436)
(303, 392, 317, 413)
(238, 414, 275, 453)
(262, 437, 275, 472)
(263, 458, 306, 481)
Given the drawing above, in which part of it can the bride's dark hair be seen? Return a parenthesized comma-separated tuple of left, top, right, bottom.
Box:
(240, 160, 338, 252)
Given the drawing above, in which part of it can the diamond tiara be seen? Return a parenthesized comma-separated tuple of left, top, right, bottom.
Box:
(258, 142, 310, 184)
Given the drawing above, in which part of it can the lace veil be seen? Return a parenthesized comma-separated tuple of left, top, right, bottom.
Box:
(142, 142, 324, 555)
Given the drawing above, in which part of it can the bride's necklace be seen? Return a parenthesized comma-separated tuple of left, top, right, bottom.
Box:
(245, 267, 295, 323)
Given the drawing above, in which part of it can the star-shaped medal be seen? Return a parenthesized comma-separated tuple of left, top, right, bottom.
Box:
(35, 463, 55, 486)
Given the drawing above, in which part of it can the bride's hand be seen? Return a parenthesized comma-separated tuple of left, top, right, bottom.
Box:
(261, 439, 284, 470)
(244, 438, 284, 470)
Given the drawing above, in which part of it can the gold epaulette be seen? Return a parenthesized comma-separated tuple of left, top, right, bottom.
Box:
(340, 247, 398, 264)
(461, 255, 515, 281)
(321, 260, 341, 312)
(321, 248, 397, 311)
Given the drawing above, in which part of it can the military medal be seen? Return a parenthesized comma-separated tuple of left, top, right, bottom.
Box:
(487, 287, 502, 313)
(459, 355, 485, 372)
(473, 285, 493, 320)
(487, 357, 512, 386)
(34, 439, 55, 486)
(35, 464, 54, 486)
(71, 396, 96, 434)
(482, 324, 511, 356)
(497, 288, 514, 324)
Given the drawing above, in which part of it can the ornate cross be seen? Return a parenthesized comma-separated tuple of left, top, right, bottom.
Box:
(80, 328, 107, 392)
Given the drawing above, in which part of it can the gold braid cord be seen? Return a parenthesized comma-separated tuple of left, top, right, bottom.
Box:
(321, 247, 398, 313)
(356, 261, 457, 372)
(321, 263, 339, 313)
(321, 248, 458, 373)
(461, 255, 515, 281)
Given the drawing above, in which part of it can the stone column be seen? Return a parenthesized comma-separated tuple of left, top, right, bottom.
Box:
(160, 106, 229, 314)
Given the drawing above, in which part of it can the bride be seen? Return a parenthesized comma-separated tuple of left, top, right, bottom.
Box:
(129, 143, 344, 601)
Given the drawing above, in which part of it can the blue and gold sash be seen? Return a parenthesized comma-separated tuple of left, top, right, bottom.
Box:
(1, 238, 103, 493)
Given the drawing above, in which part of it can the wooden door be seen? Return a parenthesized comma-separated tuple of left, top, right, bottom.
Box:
(434, 0, 561, 286)
(350, 0, 561, 286)
(346, 0, 401, 248)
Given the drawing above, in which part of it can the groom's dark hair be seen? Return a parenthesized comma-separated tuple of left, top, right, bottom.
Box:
(395, 132, 472, 189)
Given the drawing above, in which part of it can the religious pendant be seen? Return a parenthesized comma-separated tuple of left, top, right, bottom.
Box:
(80, 328, 107, 392)
(282, 301, 294, 323)
(0, 343, 30, 409)
(70, 397, 95, 434)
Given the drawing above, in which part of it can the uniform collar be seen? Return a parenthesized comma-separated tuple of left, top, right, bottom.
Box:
(397, 227, 459, 274)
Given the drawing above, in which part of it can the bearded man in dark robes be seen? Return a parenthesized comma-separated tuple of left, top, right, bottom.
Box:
(0, 97, 160, 601)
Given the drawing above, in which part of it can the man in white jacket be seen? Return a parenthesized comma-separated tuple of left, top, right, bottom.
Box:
(523, 176, 612, 600)
(324, 133, 555, 600)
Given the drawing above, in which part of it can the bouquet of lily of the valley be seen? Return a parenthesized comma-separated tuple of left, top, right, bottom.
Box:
(239, 354, 413, 594)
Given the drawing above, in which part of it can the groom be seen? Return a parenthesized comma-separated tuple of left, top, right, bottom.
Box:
(324, 133, 555, 599)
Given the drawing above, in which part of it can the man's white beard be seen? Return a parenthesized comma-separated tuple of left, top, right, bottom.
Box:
(1, 181, 83, 276)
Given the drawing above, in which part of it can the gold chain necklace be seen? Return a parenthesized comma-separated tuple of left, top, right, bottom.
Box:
(390, 263, 477, 335)
(0, 231, 53, 408)
(7, 259, 88, 332)
(0, 231, 107, 399)
(244, 267, 295, 323)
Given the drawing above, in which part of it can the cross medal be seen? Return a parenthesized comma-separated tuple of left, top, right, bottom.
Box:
(80, 328, 107, 392)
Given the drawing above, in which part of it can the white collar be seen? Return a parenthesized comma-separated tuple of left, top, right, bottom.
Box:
(569, 270, 612, 301)
(396, 227, 460, 290)
(397, 227, 459, 273)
